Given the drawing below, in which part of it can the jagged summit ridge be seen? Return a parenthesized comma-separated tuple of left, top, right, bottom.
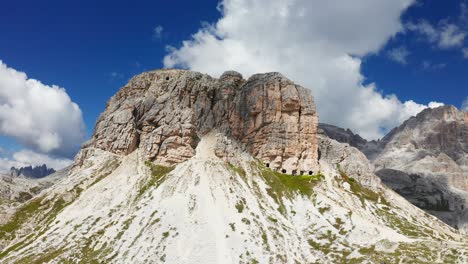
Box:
(82, 69, 319, 175)
(378, 105, 468, 168)
(9, 165, 55, 179)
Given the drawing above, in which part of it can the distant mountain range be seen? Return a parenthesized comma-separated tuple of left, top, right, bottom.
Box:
(9, 164, 55, 178)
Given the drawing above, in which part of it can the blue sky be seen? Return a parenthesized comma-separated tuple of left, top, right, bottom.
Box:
(0, 0, 220, 135)
(363, 1, 468, 105)
(0, 0, 467, 170)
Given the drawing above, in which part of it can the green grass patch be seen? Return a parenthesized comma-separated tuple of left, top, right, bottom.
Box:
(318, 206, 330, 215)
(116, 216, 136, 240)
(258, 163, 323, 197)
(267, 216, 278, 223)
(0, 198, 44, 240)
(235, 199, 245, 213)
(0, 196, 71, 260)
(375, 208, 432, 238)
(137, 161, 174, 199)
(227, 163, 246, 179)
(256, 162, 323, 215)
(336, 163, 387, 206)
(241, 218, 251, 225)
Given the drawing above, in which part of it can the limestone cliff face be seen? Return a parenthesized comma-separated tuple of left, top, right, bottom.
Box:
(81, 69, 319, 174)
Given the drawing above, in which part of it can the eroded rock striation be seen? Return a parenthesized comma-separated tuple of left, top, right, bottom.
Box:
(82, 69, 319, 174)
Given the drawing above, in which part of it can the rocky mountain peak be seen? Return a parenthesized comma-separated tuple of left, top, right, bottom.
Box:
(319, 105, 468, 233)
(318, 123, 382, 160)
(379, 105, 467, 169)
(373, 105, 467, 232)
(9, 164, 55, 178)
(81, 69, 319, 175)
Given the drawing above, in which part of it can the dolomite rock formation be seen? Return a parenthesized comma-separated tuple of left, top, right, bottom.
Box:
(82, 69, 319, 174)
(374, 106, 467, 182)
(373, 105, 468, 233)
(320, 105, 468, 233)
(319, 123, 382, 160)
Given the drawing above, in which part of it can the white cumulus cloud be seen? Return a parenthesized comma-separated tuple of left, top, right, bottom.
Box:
(0, 61, 85, 157)
(387, 46, 410, 64)
(407, 20, 466, 49)
(164, 0, 443, 139)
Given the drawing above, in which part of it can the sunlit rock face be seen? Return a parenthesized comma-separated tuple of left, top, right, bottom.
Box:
(84, 69, 319, 174)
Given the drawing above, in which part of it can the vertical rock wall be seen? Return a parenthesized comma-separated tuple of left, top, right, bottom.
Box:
(82, 69, 319, 174)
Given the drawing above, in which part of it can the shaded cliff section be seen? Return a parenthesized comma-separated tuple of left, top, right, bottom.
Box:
(9, 165, 55, 179)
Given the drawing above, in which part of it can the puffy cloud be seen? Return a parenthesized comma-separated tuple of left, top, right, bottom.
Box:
(164, 0, 444, 139)
(0, 61, 85, 157)
(387, 46, 410, 64)
(463, 48, 468, 58)
(153, 25, 164, 40)
(439, 24, 466, 48)
(462, 97, 468, 111)
(109, 71, 124, 81)
(421, 60, 446, 70)
(406, 20, 466, 49)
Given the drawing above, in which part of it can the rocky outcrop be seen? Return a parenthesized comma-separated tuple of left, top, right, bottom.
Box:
(82, 69, 319, 174)
(373, 105, 468, 233)
(9, 165, 55, 179)
(321, 106, 468, 233)
(317, 133, 381, 190)
(377, 105, 467, 169)
(319, 123, 382, 160)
